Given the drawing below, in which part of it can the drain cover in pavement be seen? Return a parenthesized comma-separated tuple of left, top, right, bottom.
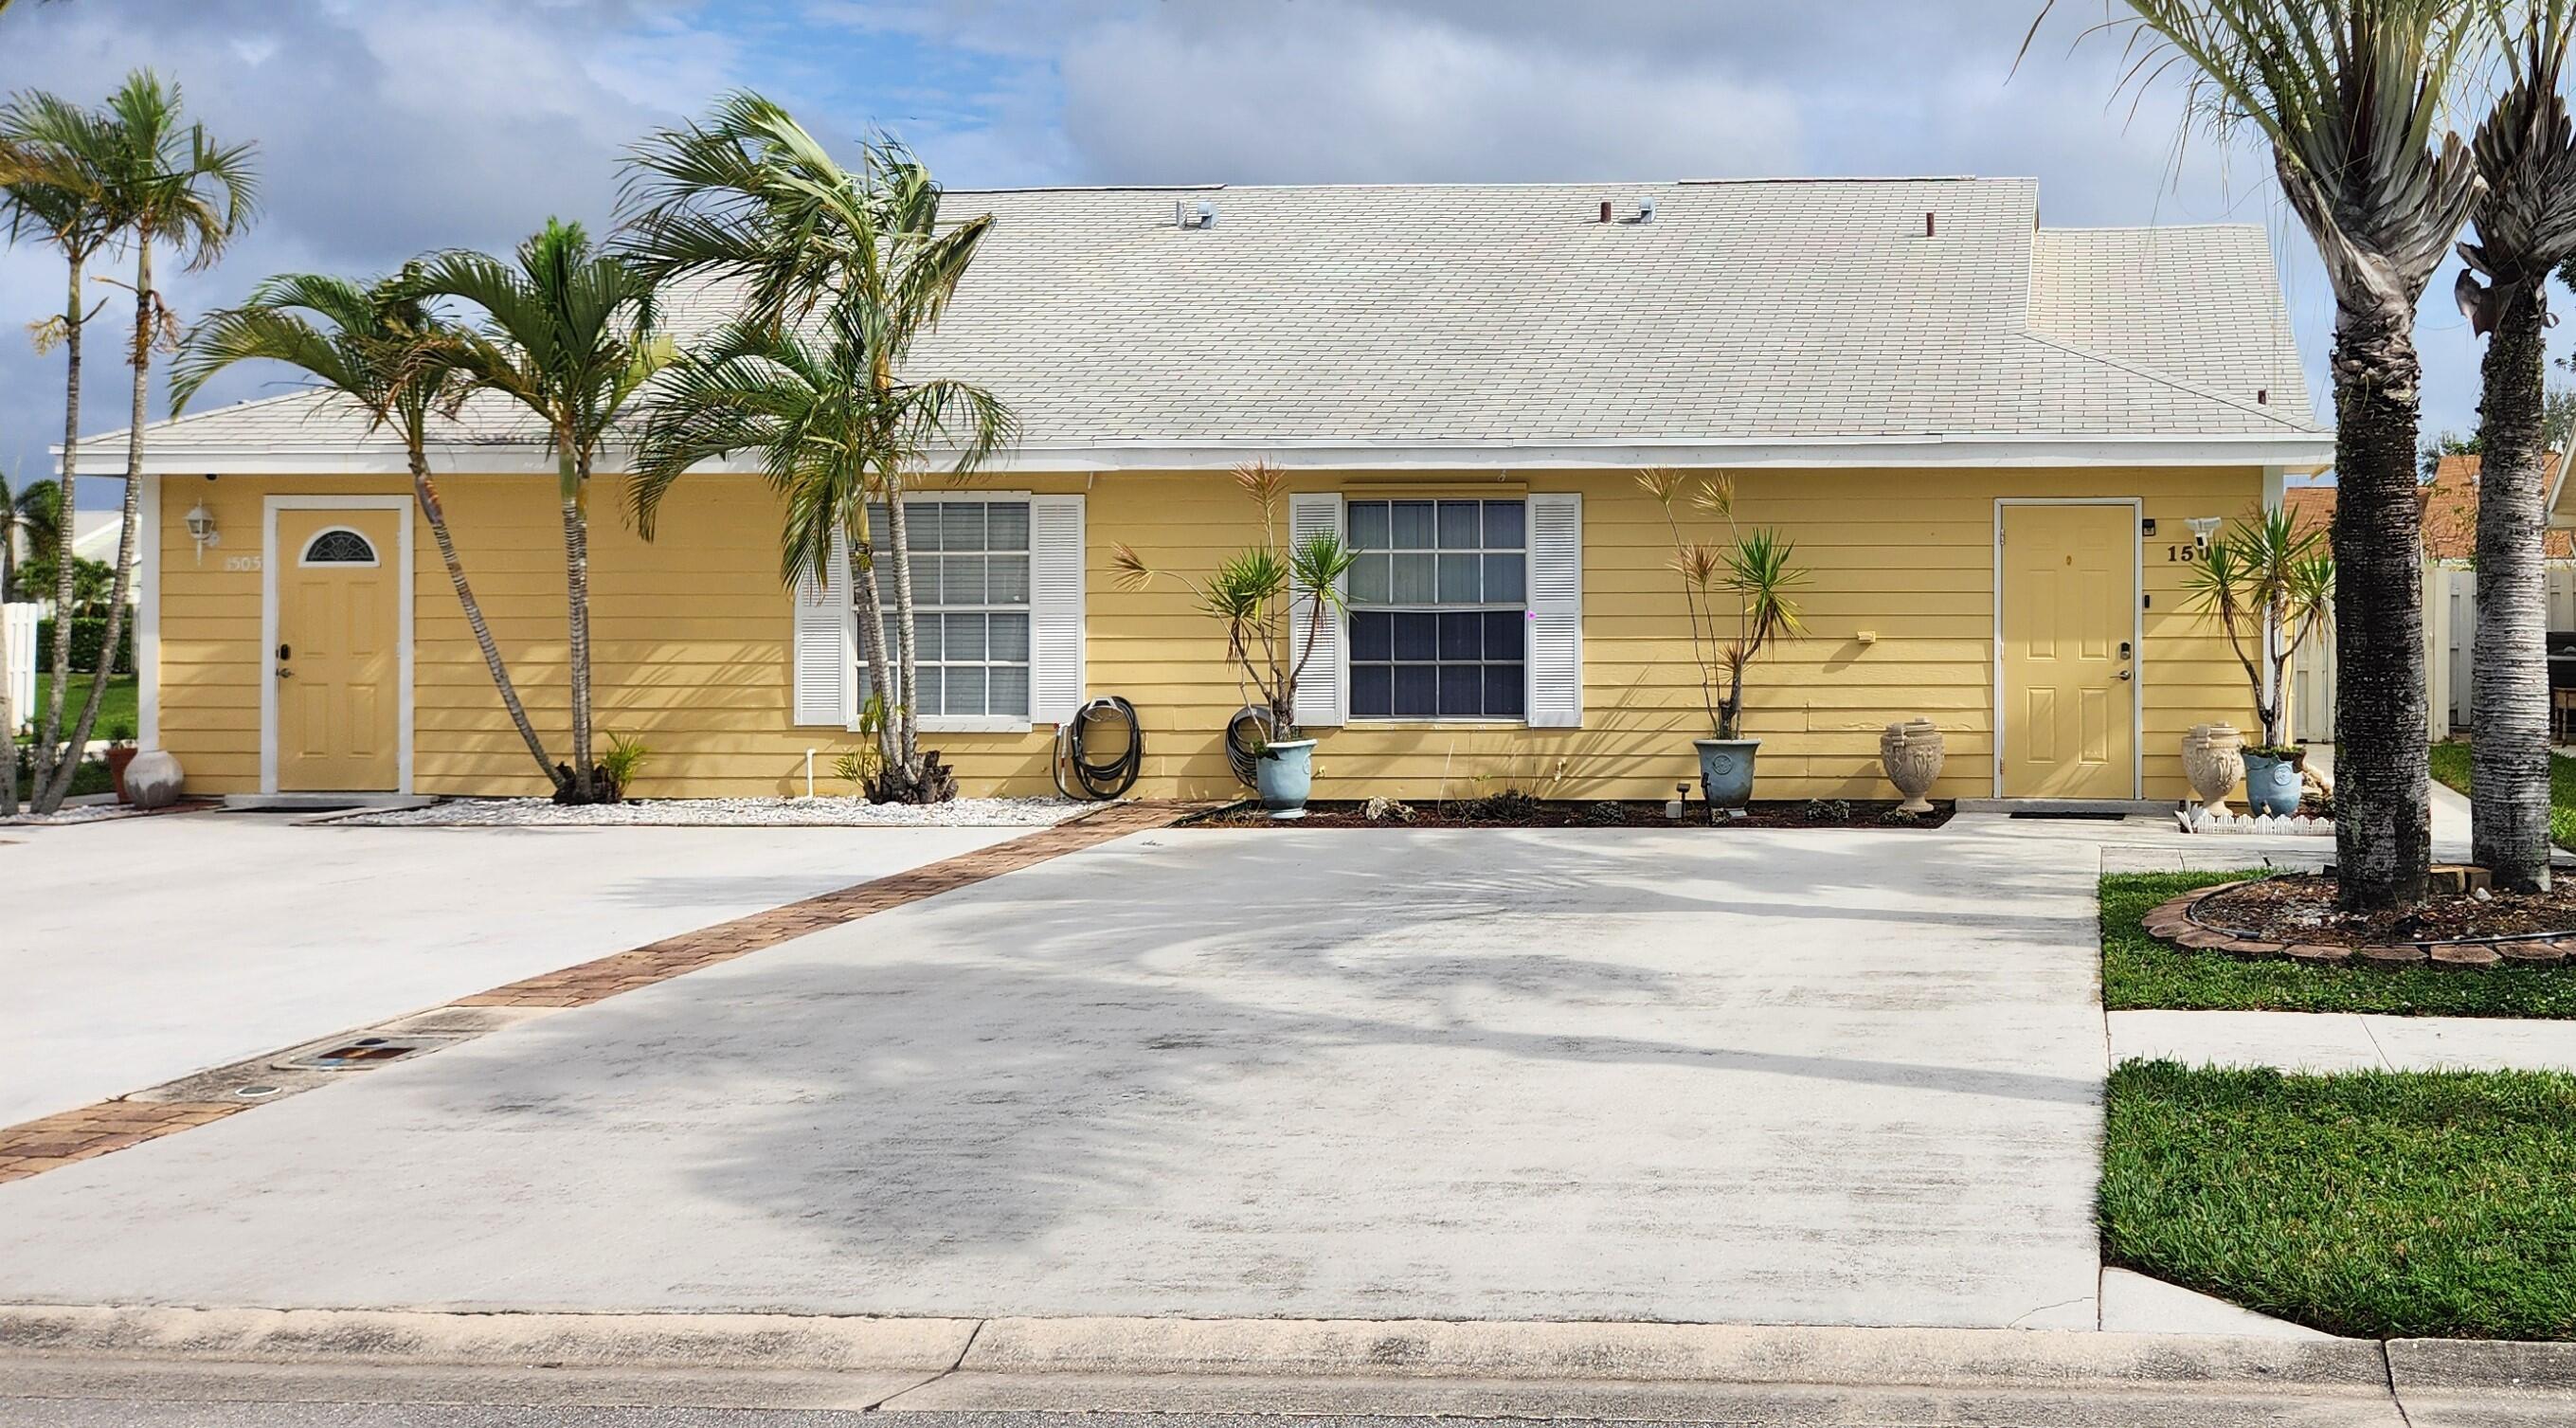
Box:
(278, 1033, 470, 1071)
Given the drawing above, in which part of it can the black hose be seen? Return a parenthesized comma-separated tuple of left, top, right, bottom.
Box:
(1223, 705, 1279, 788)
(1054, 696, 1143, 801)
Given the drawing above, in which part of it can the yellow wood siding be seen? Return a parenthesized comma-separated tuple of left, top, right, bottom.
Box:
(153, 466, 2263, 802)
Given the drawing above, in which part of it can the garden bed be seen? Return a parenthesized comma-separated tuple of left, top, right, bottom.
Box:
(2103, 871, 2576, 1018)
(1187, 796, 1953, 829)
(330, 796, 1091, 829)
(2147, 873, 2576, 969)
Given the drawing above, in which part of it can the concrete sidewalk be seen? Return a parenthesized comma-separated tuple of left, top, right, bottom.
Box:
(2111, 1007, 2576, 1073)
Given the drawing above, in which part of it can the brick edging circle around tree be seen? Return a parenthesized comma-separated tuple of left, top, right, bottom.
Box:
(2142, 880, 2576, 971)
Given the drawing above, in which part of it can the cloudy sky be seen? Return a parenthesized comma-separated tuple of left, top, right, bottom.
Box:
(0, 0, 2542, 506)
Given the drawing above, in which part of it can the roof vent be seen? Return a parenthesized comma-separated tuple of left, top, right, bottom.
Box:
(1598, 199, 1612, 224)
(1637, 197, 1658, 225)
(1924, 210, 1937, 238)
(1174, 199, 1218, 230)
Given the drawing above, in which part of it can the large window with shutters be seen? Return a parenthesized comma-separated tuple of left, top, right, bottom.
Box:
(1344, 498, 1526, 720)
(857, 498, 1032, 725)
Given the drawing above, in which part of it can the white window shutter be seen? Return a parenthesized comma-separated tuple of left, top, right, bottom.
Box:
(792, 528, 856, 728)
(1029, 494, 1086, 723)
(1525, 492, 1583, 728)
(1288, 492, 1346, 730)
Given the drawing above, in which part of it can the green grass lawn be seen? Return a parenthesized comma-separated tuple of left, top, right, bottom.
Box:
(2102, 1060, 2576, 1339)
(2102, 870, 2576, 1018)
(12, 673, 136, 746)
(2429, 738, 2576, 849)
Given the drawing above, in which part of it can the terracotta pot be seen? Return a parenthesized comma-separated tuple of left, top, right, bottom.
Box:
(1879, 718, 1944, 814)
(104, 745, 139, 804)
(2180, 723, 2244, 818)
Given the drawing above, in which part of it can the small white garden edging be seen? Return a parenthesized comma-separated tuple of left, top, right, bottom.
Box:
(2177, 809, 2333, 837)
(330, 795, 1092, 829)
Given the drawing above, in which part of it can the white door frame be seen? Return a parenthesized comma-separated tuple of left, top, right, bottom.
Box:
(1991, 497, 2144, 799)
(260, 495, 414, 795)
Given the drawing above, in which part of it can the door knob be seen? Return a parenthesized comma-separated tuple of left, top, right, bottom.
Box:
(2116, 668, 2133, 681)
(277, 667, 294, 679)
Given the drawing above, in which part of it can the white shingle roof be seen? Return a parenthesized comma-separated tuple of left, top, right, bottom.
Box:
(79, 176, 2326, 473)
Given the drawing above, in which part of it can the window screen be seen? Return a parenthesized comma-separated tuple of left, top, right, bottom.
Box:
(1344, 498, 1525, 719)
(856, 500, 1032, 719)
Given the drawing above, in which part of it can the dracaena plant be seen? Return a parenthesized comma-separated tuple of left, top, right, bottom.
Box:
(1639, 468, 1807, 742)
(1111, 461, 1356, 747)
(2183, 506, 2334, 756)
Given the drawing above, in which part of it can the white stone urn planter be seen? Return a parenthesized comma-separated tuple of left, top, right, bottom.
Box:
(2181, 723, 2245, 818)
(1880, 717, 1944, 814)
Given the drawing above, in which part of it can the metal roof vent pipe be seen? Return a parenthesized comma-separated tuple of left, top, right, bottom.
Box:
(1637, 197, 1658, 224)
(1925, 210, 1937, 238)
(1598, 199, 1612, 224)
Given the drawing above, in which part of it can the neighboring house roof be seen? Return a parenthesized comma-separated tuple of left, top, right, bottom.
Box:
(66, 176, 2330, 475)
(2286, 454, 2576, 561)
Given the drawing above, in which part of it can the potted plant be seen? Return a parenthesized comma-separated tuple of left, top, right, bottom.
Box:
(2184, 507, 2333, 816)
(1640, 469, 1807, 809)
(103, 721, 138, 804)
(1114, 461, 1355, 818)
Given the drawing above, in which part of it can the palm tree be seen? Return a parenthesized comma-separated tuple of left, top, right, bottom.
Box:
(0, 86, 119, 808)
(0, 471, 62, 602)
(621, 97, 1012, 801)
(2042, 1, 2480, 911)
(24, 71, 256, 812)
(2457, 4, 2576, 893)
(630, 306, 1016, 798)
(412, 220, 661, 802)
(173, 268, 566, 793)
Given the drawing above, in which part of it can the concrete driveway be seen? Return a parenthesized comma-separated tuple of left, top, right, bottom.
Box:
(0, 815, 1022, 1124)
(0, 820, 2108, 1329)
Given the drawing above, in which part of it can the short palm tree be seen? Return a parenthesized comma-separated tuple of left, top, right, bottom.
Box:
(2045, 0, 2480, 911)
(0, 471, 63, 602)
(1637, 469, 1807, 741)
(17, 71, 257, 812)
(631, 306, 1016, 798)
(2457, 3, 2576, 892)
(412, 220, 662, 803)
(173, 268, 565, 792)
(0, 84, 120, 806)
(2184, 506, 2335, 750)
(621, 96, 1013, 802)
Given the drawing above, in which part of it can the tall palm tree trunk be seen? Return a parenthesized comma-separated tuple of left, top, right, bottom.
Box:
(850, 538, 902, 772)
(557, 462, 597, 802)
(2332, 301, 2435, 912)
(880, 466, 923, 773)
(409, 447, 562, 793)
(40, 239, 149, 811)
(2472, 283, 2554, 890)
(32, 258, 83, 802)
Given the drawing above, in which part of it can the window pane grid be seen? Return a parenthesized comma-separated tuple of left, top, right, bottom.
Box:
(1345, 499, 1527, 720)
(856, 499, 1032, 720)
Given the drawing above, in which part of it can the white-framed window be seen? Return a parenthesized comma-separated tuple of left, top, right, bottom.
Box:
(1344, 497, 1527, 720)
(858, 497, 1033, 724)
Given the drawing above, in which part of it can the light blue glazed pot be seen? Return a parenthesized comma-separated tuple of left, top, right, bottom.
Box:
(1696, 737, 1760, 809)
(1256, 738, 1318, 819)
(2243, 750, 2303, 817)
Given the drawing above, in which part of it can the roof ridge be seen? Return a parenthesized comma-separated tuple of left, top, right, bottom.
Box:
(2015, 331, 2319, 434)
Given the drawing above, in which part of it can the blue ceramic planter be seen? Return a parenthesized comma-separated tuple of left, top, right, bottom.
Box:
(2243, 750, 2302, 817)
(1256, 738, 1317, 819)
(1696, 737, 1760, 808)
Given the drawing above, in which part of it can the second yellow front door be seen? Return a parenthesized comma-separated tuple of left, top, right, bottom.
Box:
(2000, 503, 2135, 799)
(276, 508, 402, 792)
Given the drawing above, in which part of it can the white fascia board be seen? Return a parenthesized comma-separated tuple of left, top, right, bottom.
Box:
(69, 431, 2337, 478)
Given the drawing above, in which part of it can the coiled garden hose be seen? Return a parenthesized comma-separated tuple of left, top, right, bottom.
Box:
(1053, 696, 1144, 801)
(1223, 704, 1281, 789)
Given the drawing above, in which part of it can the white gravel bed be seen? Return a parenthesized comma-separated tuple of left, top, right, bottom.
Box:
(331, 795, 1094, 829)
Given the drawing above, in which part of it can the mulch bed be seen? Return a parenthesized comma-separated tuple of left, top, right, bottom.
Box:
(2146, 873, 2576, 971)
(1188, 797, 1954, 829)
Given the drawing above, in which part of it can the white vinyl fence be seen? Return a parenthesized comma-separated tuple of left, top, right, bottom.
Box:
(3, 603, 35, 737)
(2288, 561, 2576, 744)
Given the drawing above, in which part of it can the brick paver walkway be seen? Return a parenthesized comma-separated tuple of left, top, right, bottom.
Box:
(0, 800, 1198, 1185)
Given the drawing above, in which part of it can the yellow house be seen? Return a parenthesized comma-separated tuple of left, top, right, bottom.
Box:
(84, 177, 2330, 807)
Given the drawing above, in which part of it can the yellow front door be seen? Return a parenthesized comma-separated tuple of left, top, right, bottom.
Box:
(2000, 503, 2135, 799)
(276, 509, 402, 792)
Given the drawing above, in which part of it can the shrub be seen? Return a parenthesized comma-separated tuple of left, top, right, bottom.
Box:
(32, 616, 135, 675)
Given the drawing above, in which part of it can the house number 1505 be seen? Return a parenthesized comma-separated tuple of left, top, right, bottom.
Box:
(224, 554, 261, 572)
